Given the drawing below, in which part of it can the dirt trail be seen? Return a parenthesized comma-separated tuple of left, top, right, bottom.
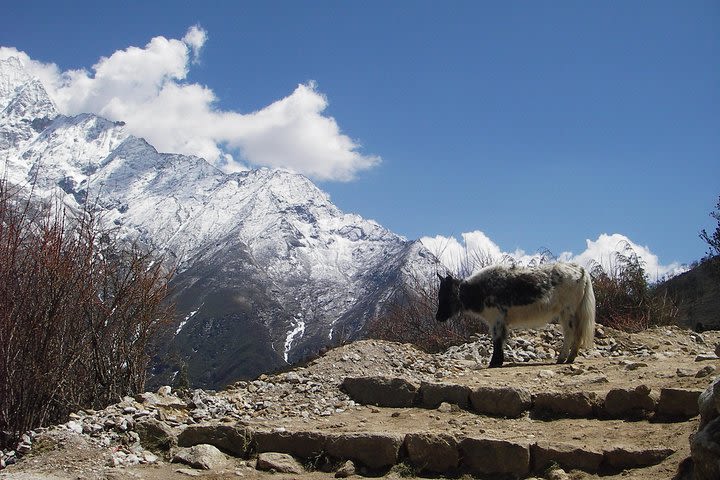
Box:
(2, 325, 718, 479)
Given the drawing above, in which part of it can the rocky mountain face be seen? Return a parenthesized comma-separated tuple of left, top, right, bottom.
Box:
(0, 57, 440, 389)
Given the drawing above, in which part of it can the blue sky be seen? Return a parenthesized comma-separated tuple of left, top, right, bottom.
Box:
(2, 1, 718, 274)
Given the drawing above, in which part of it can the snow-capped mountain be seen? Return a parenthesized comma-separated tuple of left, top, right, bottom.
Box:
(0, 57, 441, 388)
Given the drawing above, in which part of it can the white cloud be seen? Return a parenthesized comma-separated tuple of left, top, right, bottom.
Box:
(421, 230, 683, 280)
(420, 231, 505, 276)
(1, 26, 379, 181)
(567, 233, 685, 280)
(182, 25, 206, 62)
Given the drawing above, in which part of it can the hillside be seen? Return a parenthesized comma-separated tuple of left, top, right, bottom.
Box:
(2, 324, 720, 479)
(658, 257, 720, 331)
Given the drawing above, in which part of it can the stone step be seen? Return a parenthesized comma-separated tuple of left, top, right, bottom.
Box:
(341, 375, 703, 420)
(175, 422, 676, 477)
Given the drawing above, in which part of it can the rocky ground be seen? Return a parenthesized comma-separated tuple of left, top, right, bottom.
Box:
(2, 324, 720, 479)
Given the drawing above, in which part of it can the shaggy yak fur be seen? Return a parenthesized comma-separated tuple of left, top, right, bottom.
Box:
(436, 262, 596, 367)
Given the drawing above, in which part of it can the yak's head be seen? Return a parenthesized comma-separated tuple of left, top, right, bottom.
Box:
(435, 273, 462, 322)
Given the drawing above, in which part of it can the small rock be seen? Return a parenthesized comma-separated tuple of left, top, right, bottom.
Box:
(16, 443, 32, 455)
(175, 468, 202, 477)
(335, 460, 356, 478)
(157, 386, 172, 395)
(696, 355, 718, 362)
(624, 361, 648, 371)
(256, 452, 304, 474)
(142, 452, 159, 464)
(677, 368, 696, 377)
(66, 420, 83, 434)
(697, 366, 717, 378)
(547, 467, 571, 480)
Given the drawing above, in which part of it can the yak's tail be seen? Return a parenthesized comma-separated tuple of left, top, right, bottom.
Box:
(576, 267, 596, 349)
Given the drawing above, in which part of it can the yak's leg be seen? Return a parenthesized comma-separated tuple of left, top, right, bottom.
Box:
(557, 308, 575, 364)
(565, 314, 581, 363)
(488, 314, 508, 368)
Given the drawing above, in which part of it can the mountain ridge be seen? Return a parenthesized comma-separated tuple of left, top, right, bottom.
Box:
(0, 56, 440, 389)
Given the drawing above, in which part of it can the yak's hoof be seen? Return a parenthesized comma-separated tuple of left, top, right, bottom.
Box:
(556, 357, 567, 364)
(488, 360, 503, 368)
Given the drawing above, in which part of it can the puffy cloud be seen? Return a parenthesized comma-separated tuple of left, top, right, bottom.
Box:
(420, 231, 505, 276)
(567, 233, 684, 280)
(421, 230, 683, 280)
(1, 26, 379, 181)
(182, 25, 206, 62)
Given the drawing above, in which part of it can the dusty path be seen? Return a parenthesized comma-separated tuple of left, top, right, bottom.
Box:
(2, 324, 718, 479)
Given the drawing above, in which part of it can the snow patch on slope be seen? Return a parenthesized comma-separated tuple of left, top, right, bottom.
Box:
(284, 316, 306, 363)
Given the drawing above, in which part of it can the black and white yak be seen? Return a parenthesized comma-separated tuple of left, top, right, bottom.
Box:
(436, 262, 596, 367)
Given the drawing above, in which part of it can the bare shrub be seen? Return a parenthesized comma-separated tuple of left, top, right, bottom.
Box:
(366, 270, 485, 353)
(589, 242, 678, 332)
(0, 178, 173, 446)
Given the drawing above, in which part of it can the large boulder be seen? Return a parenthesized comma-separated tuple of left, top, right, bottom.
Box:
(460, 437, 530, 476)
(419, 382, 471, 409)
(604, 385, 656, 419)
(690, 376, 720, 480)
(341, 377, 419, 408)
(325, 432, 403, 469)
(256, 452, 304, 474)
(253, 429, 327, 458)
(690, 416, 720, 480)
(470, 386, 531, 418)
(171, 444, 228, 470)
(531, 441, 603, 473)
(603, 446, 675, 470)
(177, 424, 251, 457)
(698, 376, 720, 428)
(532, 391, 598, 418)
(134, 418, 176, 452)
(405, 433, 459, 473)
(656, 388, 702, 419)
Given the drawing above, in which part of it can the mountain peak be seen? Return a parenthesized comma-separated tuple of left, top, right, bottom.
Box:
(255, 167, 333, 207)
(0, 65, 441, 387)
(0, 56, 34, 110)
(2, 77, 59, 122)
